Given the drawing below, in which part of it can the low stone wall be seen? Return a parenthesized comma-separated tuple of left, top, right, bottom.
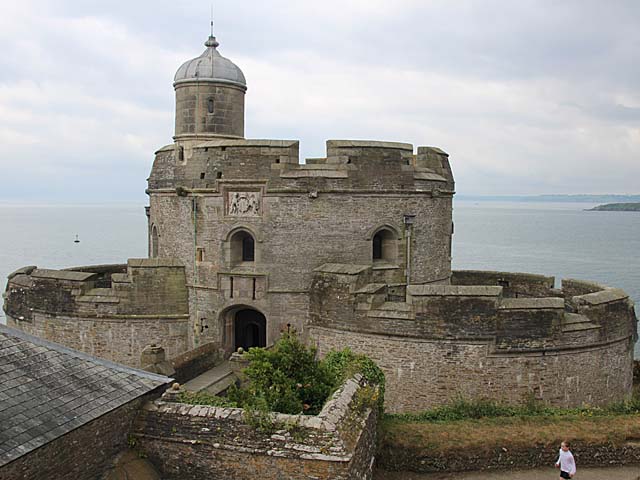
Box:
(311, 327, 633, 413)
(3, 259, 190, 367)
(132, 375, 378, 480)
(451, 270, 556, 298)
(169, 341, 223, 384)
(0, 397, 147, 480)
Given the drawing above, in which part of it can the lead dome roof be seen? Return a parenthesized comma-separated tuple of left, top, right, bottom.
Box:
(174, 35, 247, 89)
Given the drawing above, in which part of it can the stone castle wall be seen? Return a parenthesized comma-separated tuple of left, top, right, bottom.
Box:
(132, 375, 378, 480)
(309, 268, 637, 413)
(3, 260, 190, 367)
(147, 139, 454, 351)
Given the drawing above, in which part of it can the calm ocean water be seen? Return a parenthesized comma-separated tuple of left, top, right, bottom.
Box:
(0, 201, 638, 357)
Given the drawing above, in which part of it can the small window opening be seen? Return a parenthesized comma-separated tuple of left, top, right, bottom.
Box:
(347, 158, 352, 164)
(230, 277, 234, 298)
(204, 147, 209, 152)
(216, 172, 223, 179)
(178, 146, 184, 162)
(196, 247, 204, 262)
(207, 98, 214, 114)
(372, 235, 383, 260)
(252, 277, 257, 300)
(221, 146, 227, 152)
(200, 172, 205, 179)
(275, 158, 280, 164)
(242, 236, 255, 262)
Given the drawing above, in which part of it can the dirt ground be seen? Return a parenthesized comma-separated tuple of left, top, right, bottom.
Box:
(374, 466, 640, 480)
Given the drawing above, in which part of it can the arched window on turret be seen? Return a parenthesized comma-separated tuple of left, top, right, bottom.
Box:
(207, 98, 215, 114)
(230, 230, 255, 265)
(372, 228, 397, 263)
(151, 225, 159, 258)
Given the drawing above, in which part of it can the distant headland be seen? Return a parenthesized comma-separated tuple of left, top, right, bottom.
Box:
(457, 194, 640, 203)
(587, 202, 640, 212)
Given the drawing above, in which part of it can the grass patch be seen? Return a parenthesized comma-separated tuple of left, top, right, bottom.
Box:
(380, 391, 640, 455)
(380, 415, 640, 455)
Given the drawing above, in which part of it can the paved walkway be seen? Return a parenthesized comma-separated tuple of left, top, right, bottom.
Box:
(375, 466, 640, 479)
(181, 361, 235, 394)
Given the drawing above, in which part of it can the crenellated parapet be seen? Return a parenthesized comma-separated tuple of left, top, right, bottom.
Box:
(148, 139, 454, 194)
(309, 266, 637, 412)
(3, 259, 191, 367)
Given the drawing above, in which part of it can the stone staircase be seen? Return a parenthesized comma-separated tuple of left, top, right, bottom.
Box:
(561, 313, 601, 333)
(182, 361, 237, 395)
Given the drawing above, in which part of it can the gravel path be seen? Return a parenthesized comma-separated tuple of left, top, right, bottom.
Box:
(375, 466, 640, 479)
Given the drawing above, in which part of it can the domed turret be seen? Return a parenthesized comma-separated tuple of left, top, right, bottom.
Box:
(174, 35, 247, 88)
(174, 35, 246, 142)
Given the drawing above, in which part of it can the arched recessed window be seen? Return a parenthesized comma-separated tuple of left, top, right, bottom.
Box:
(151, 225, 159, 258)
(372, 228, 397, 263)
(208, 98, 214, 114)
(230, 230, 255, 265)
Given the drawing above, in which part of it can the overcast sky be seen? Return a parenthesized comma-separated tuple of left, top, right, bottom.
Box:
(0, 0, 638, 203)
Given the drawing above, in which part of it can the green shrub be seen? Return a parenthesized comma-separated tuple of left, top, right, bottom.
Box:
(178, 334, 385, 417)
(323, 348, 385, 411)
(227, 332, 335, 415)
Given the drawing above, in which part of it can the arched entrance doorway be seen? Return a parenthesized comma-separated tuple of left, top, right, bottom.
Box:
(234, 309, 266, 351)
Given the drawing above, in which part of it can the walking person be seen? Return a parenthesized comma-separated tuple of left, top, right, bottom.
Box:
(555, 440, 577, 479)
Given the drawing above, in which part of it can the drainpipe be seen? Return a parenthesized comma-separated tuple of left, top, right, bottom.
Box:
(403, 214, 416, 286)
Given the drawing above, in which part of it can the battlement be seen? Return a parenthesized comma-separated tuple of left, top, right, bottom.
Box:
(3, 260, 190, 367)
(148, 138, 454, 193)
(310, 266, 636, 350)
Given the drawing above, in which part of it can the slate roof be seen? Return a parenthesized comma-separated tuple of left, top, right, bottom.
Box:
(0, 325, 172, 467)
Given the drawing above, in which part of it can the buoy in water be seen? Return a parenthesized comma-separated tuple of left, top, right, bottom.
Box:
(74, 235, 80, 244)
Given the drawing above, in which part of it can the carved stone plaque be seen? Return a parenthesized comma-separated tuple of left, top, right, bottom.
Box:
(228, 191, 261, 217)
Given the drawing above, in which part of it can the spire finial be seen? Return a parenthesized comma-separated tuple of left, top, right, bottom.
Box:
(205, 3, 220, 48)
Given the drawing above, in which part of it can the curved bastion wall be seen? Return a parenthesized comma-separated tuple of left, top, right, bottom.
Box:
(309, 267, 638, 413)
(2, 260, 190, 368)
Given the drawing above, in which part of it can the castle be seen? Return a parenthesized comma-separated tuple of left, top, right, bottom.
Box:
(3, 33, 637, 413)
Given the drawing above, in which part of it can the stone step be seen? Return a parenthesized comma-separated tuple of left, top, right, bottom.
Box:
(561, 313, 601, 333)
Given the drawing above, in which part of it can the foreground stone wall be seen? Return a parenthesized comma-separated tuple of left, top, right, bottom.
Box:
(132, 375, 378, 480)
(0, 397, 147, 480)
(310, 268, 637, 413)
(3, 260, 190, 367)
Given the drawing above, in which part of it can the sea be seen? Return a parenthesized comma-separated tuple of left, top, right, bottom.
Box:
(0, 200, 638, 358)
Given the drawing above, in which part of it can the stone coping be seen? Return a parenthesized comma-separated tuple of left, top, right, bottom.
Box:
(327, 140, 413, 150)
(314, 264, 371, 275)
(127, 258, 185, 268)
(196, 139, 299, 148)
(30, 269, 97, 282)
(574, 288, 629, 306)
(452, 270, 555, 282)
(414, 172, 448, 182)
(417, 146, 449, 156)
(407, 285, 502, 297)
(499, 297, 565, 310)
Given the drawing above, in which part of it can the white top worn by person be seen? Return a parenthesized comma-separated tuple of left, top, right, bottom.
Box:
(555, 441, 576, 478)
